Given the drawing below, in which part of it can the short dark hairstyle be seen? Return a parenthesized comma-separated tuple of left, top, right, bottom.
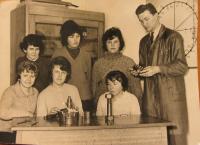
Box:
(49, 56, 71, 83)
(60, 20, 83, 47)
(102, 27, 125, 52)
(20, 34, 44, 54)
(105, 70, 128, 91)
(17, 60, 39, 80)
(135, 3, 157, 16)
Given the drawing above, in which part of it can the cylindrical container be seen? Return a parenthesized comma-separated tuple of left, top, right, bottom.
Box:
(57, 111, 66, 126)
(73, 112, 79, 125)
(66, 115, 73, 125)
(65, 112, 79, 125)
(83, 111, 90, 125)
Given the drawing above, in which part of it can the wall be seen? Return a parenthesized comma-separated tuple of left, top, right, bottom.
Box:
(0, 0, 20, 95)
(0, 0, 199, 145)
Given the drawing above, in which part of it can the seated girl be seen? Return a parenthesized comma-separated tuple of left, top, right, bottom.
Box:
(37, 56, 83, 117)
(96, 70, 141, 116)
(0, 61, 39, 120)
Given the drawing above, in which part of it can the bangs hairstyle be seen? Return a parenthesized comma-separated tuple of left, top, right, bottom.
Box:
(105, 70, 128, 91)
(17, 60, 39, 80)
(102, 27, 125, 52)
(19, 34, 44, 54)
(60, 20, 83, 47)
(49, 56, 71, 83)
(135, 3, 157, 16)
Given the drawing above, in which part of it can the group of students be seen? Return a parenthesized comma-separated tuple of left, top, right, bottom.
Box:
(0, 18, 141, 120)
(0, 3, 188, 145)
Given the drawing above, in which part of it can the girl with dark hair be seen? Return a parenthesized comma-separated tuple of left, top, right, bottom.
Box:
(16, 34, 49, 92)
(37, 56, 83, 117)
(92, 27, 142, 110)
(96, 70, 140, 116)
(0, 60, 39, 120)
(52, 20, 92, 112)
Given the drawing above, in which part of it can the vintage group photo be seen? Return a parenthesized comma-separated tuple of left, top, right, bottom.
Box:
(0, 0, 199, 145)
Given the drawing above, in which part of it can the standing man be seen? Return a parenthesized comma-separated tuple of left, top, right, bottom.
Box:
(132, 3, 188, 145)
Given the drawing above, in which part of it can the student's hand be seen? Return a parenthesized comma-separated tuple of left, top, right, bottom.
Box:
(50, 107, 60, 114)
(12, 116, 33, 126)
(139, 66, 160, 77)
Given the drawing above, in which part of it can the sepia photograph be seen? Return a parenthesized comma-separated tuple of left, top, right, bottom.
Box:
(0, 0, 199, 145)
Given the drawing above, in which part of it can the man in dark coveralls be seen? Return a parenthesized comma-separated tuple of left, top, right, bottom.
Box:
(131, 3, 189, 145)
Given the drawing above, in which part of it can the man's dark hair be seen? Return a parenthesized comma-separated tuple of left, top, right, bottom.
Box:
(105, 70, 128, 91)
(135, 3, 157, 16)
(60, 20, 83, 47)
(20, 34, 44, 55)
(102, 27, 125, 52)
(49, 56, 71, 83)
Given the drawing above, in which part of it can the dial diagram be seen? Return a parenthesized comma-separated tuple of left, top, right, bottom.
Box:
(158, 1, 198, 67)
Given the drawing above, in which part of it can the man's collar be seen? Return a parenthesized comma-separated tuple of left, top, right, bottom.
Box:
(151, 23, 161, 40)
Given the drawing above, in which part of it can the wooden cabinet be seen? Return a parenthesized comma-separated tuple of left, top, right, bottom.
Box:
(10, 1, 105, 84)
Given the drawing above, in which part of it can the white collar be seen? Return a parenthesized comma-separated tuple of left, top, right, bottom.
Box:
(151, 24, 161, 41)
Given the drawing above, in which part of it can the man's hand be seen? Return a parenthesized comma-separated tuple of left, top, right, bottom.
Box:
(129, 65, 144, 76)
(129, 69, 140, 76)
(139, 66, 160, 77)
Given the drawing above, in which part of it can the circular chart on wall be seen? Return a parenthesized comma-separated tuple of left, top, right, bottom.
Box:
(158, 0, 198, 68)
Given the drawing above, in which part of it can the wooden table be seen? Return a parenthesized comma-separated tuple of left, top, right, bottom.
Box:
(8, 115, 172, 145)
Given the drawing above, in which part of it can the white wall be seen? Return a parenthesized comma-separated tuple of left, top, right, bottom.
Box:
(0, 1, 199, 145)
(0, 0, 20, 95)
(185, 69, 200, 145)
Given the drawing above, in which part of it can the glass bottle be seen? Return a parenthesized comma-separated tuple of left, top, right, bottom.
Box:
(66, 96, 73, 109)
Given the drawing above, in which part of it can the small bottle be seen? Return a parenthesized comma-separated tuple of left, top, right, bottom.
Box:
(66, 96, 73, 125)
(66, 96, 73, 109)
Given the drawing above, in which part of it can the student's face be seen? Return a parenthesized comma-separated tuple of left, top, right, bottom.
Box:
(138, 10, 158, 32)
(24, 45, 40, 61)
(107, 79, 123, 96)
(52, 65, 68, 86)
(20, 69, 36, 88)
(106, 36, 120, 53)
(67, 33, 81, 49)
